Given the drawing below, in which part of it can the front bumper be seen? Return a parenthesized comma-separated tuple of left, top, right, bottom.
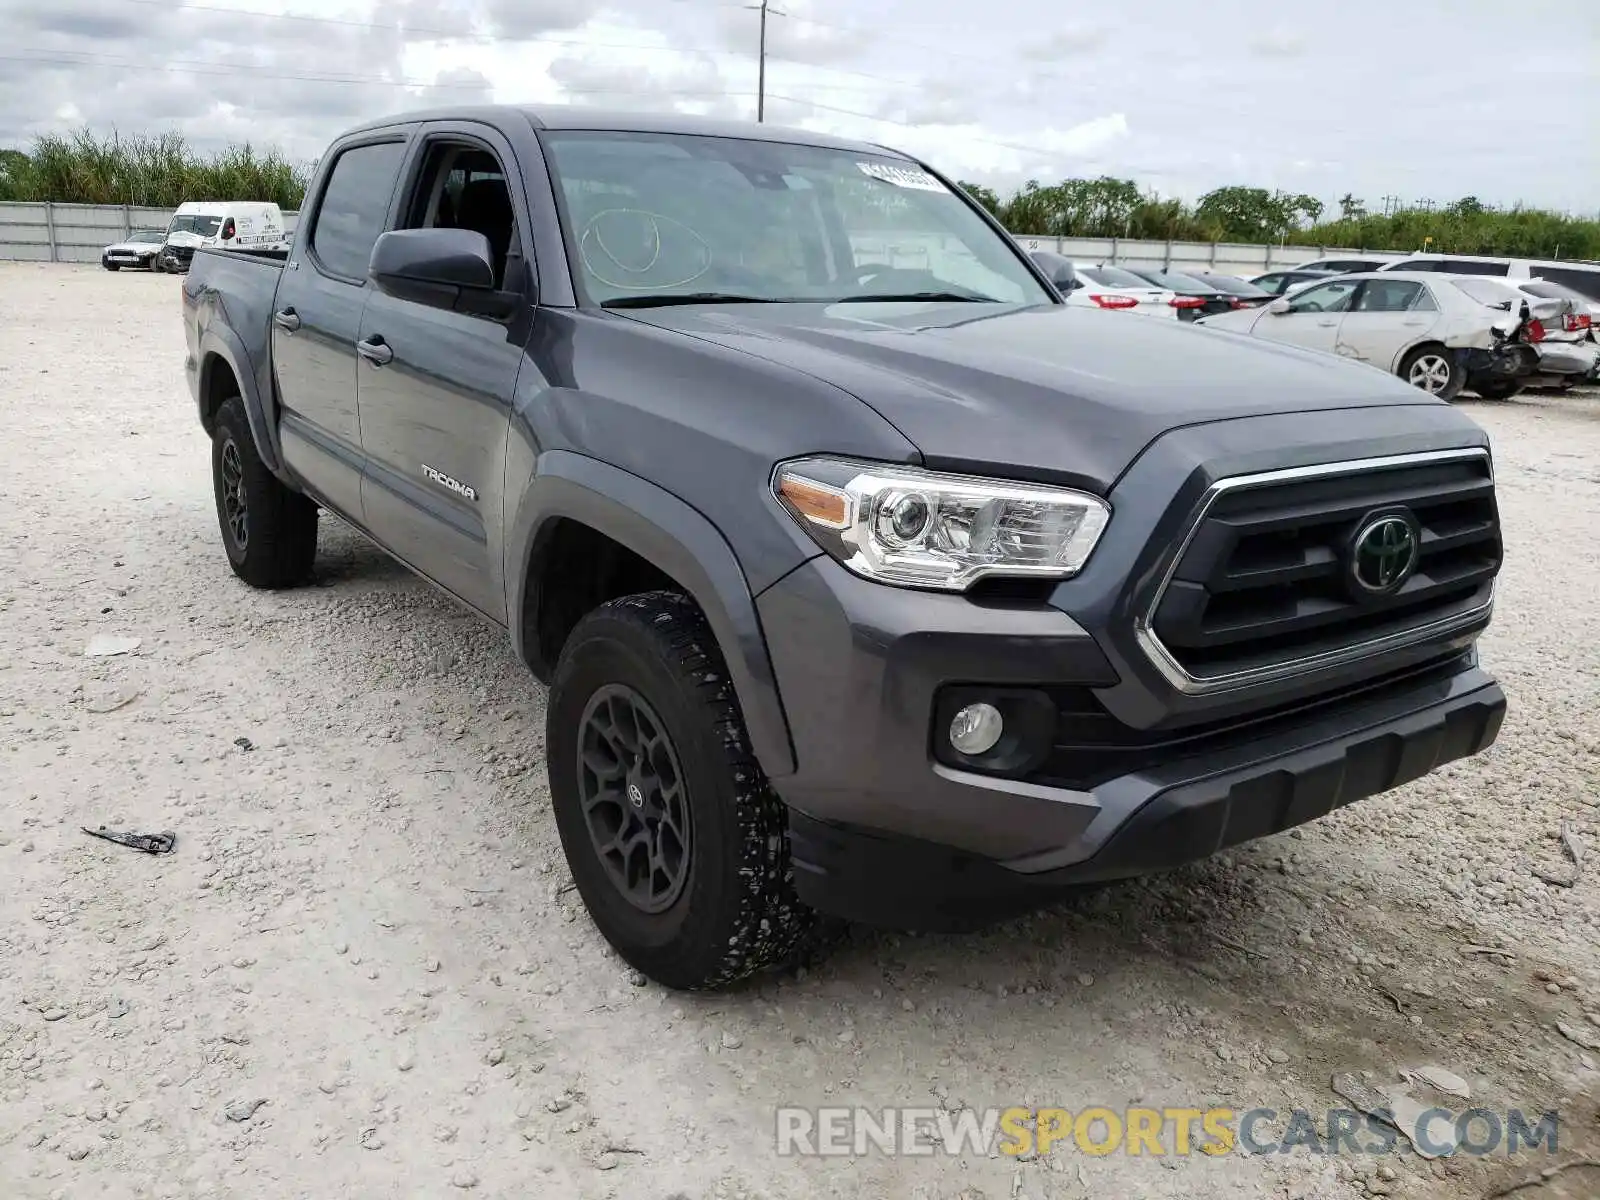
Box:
(784, 653, 1503, 928)
(759, 408, 1504, 928)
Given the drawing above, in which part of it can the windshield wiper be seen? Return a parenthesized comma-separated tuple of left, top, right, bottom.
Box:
(601, 293, 780, 309)
(835, 291, 998, 303)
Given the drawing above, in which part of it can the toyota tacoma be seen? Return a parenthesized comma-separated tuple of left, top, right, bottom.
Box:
(181, 106, 1507, 990)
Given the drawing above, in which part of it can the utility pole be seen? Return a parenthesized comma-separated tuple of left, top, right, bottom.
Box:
(757, 0, 769, 122)
(747, 0, 780, 122)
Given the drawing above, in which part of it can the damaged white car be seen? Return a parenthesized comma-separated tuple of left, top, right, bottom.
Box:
(1194, 270, 1597, 400)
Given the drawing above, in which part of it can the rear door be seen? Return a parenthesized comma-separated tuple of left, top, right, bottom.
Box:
(1253, 277, 1361, 355)
(1333, 278, 1442, 371)
(354, 121, 536, 622)
(271, 132, 411, 520)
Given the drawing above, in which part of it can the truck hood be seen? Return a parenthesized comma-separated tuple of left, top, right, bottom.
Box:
(620, 301, 1442, 493)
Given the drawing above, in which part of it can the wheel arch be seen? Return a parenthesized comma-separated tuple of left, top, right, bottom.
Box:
(508, 450, 798, 779)
(197, 328, 283, 477)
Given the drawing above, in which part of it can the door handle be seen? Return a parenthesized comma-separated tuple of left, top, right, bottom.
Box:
(273, 308, 300, 332)
(356, 336, 393, 366)
(1317, 319, 1338, 326)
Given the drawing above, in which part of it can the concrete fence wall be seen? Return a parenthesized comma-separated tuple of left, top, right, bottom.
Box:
(0, 200, 1377, 276)
(0, 202, 302, 264)
(1008, 234, 1391, 277)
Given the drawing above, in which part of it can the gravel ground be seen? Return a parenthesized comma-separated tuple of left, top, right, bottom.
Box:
(1, 262, 1597, 1200)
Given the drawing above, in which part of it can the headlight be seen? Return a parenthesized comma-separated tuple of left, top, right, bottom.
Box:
(773, 457, 1110, 591)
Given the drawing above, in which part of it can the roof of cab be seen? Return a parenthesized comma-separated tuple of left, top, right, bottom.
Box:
(335, 104, 910, 159)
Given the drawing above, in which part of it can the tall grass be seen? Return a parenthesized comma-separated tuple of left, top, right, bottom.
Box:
(0, 128, 309, 208)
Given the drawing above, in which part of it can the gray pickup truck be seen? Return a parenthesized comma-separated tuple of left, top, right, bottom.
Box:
(182, 105, 1507, 990)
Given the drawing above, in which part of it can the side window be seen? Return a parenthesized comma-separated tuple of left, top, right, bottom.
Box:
(1287, 279, 1360, 313)
(404, 140, 521, 289)
(1255, 275, 1284, 294)
(1411, 285, 1439, 312)
(1448, 260, 1510, 276)
(1354, 280, 1424, 312)
(1399, 259, 1438, 272)
(310, 141, 407, 280)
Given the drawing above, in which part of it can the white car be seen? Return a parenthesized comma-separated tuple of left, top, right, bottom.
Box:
(99, 229, 166, 271)
(1194, 270, 1594, 399)
(1510, 278, 1600, 328)
(1375, 252, 1600, 308)
(157, 201, 289, 272)
(1025, 251, 1179, 318)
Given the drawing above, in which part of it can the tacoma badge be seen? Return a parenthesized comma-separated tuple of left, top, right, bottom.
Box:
(421, 464, 477, 502)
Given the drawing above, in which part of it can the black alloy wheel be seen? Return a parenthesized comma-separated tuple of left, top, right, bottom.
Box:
(577, 684, 692, 914)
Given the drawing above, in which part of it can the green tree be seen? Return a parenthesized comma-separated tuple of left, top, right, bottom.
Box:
(957, 180, 1002, 215)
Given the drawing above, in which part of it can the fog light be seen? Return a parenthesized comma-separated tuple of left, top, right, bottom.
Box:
(949, 702, 1004, 756)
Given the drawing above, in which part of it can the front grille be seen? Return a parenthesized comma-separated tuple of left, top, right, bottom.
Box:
(1145, 450, 1500, 684)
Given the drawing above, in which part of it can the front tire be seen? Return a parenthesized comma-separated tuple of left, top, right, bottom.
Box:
(1399, 344, 1464, 400)
(211, 396, 318, 588)
(548, 591, 819, 990)
(103, 262, 119, 271)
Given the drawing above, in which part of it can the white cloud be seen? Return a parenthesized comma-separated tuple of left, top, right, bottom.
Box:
(0, 0, 1591, 211)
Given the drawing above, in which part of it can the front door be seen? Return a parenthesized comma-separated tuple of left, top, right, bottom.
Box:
(1253, 277, 1362, 356)
(356, 126, 535, 622)
(272, 135, 410, 519)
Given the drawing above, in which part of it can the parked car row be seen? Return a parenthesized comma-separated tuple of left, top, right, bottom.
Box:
(1025, 243, 1599, 401)
(101, 202, 290, 274)
(1027, 252, 1275, 321)
(1194, 270, 1597, 400)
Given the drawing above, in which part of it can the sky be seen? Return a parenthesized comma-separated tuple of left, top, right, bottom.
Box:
(2, 0, 1597, 211)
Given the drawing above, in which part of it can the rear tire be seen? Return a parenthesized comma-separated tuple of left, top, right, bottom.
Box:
(1471, 379, 1523, 400)
(1398, 344, 1464, 400)
(211, 396, 318, 588)
(547, 591, 820, 990)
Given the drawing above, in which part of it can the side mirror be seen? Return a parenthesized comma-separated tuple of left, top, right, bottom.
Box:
(1267, 298, 1291, 315)
(369, 227, 518, 318)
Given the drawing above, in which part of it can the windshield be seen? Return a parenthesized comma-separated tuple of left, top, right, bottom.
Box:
(1450, 277, 1521, 309)
(1142, 270, 1213, 292)
(540, 131, 1053, 307)
(1521, 280, 1591, 305)
(1080, 265, 1149, 288)
(168, 214, 222, 236)
(1195, 273, 1263, 295)
(128, 230, 164, 243)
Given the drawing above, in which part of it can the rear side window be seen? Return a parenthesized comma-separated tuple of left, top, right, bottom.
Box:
(311, 141, 407, 280)
(1444, 259, 1510, 276)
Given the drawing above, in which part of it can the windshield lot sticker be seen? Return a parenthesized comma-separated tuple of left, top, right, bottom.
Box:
(857, 163, 948, 192)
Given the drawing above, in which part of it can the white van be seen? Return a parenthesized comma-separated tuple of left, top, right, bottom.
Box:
(1376, 252, 1600, 302)
(157, 201, 287, 272)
